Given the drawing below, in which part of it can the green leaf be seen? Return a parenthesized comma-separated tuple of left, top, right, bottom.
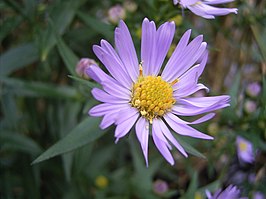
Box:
(55, 35, 79, 75)
(173, 135, 206, 159)
(40, 0, 85, 60)
(251, 24, 266, 62)
(77, 12, 113, 40)
(32, 117, 107, 164)
(68, 75, 99, 89)
(1, 77, 80, 99)
(0, 16, 22, 42)
(0, 131, 42, 155)
(180, 171, 198, 199)
(0, 43, 38, 76)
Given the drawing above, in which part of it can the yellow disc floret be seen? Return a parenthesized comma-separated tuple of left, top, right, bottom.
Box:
(239, 141, 247, 152)
(131, 75, 176, 123)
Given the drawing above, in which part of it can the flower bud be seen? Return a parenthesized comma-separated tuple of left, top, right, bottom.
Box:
(76, 58, 97, 79)
(246, 82, 261, 97)
(108, 5, 126, 24)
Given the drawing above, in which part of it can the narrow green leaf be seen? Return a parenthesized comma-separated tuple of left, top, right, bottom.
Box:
(68, 75, 99, 89)
(173, 135, 206, 159)
(1, 77, 80, 99)
(251, 24, 266, 62)
(32, 117, 106, 164)
(40, 0, 85, 60)
(0, 43, 38, 76)
(0, 16, 22, 42)
(55, 35, 79, 75)
(77, 12, 113, 39)
(0, 131, 42, 155)
(181, 172, 198, 199)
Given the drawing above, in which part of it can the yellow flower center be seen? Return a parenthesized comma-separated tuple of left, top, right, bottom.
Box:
(95, 175, 108, 189)
(131, 65, 177, 123)
(239, 141, 247, 152)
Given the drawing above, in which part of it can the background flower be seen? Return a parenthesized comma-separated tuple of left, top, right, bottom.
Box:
(236, 136, 255, 164)
(173, 0, 238, 19)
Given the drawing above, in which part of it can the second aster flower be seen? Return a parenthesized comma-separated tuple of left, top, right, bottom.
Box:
(173, 0, 238, 19)
(87, 18, 230, 166)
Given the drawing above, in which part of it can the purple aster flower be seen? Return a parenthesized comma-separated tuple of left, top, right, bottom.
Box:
(173, 0, 238, 19)
(86, 18, 230, 166)
(236, 136, 255, 164)
(206, 185, 247, 199)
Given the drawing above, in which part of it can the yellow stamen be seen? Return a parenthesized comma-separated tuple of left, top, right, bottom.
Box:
(239, 141, 247, 151)
(171, 78, 179, 86)
(139, 62, 143, 77)
(131, 75, 176, 123)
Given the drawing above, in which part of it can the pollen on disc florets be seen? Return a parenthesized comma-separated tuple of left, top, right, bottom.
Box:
(131, 75, 176, 123)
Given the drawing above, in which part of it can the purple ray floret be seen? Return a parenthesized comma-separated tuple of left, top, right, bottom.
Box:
(173, 0, 238, 19)
(87, 18, 230, 166)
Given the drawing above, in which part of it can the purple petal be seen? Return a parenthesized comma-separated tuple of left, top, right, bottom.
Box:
(164, 114, 213, 139)
(179, 95, 230, 108)
(152, 120, 174, 165)
(162, 29, 191, 80)
(135, 117, 150, 166)
(114, 113, 139, 142)
(141, 18, 157, 76)
(100, 112, 118, 129)
(115, 107, 139, 125)
(115, 20, 139, 82)
(93, 45, 133, 88)
(85, 64, 111, 84)
(172, 51, 208, 96)
(166, 112, 215, 125)
(91, 88, 129, 103)
(89, 103, 128, 117)
(174, 83, 209, 98)
(163, 34, 205, 82)
(204, 0, 236, 5)
(157, 118, 188, 157)
(101, 79, 131, 100)
(172, 95, 230, 116)
(152, 21, 175, 75)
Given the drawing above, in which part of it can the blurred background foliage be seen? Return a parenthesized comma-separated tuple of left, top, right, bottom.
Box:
(0, 0, 265, 198)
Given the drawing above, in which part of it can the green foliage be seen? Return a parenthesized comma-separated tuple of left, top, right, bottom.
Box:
(1, 0, 265, 198)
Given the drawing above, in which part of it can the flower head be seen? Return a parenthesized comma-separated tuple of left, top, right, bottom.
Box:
(87, 18, 230, 166)
(173, 0, 238, 19)
(236, 136, 255, 163)
(206, 185, 247, 199)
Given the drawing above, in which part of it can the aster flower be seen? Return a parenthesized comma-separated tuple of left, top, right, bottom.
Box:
(173, 0, 238, 19)
(87, 18, 230, 166)
(206, 185, 247, 199)
(236, 136, 255, 163)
